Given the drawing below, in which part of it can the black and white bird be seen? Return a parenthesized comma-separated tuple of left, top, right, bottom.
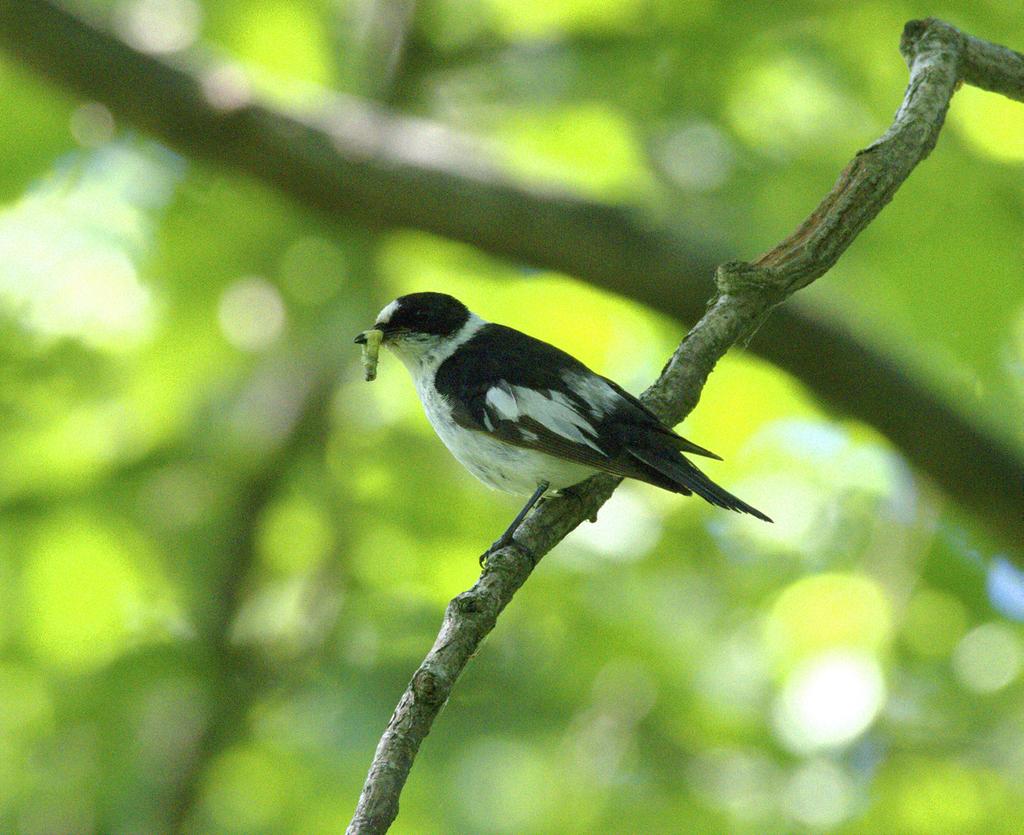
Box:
(355, 292, 771, 562)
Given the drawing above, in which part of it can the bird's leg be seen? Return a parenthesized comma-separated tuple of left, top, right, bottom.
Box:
(480, 481, 549, 568)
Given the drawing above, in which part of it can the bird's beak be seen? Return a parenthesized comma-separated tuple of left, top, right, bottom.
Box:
(354, 328, 380, 345)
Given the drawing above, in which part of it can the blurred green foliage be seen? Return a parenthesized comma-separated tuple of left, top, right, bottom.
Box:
(1, 1, 1023, 832)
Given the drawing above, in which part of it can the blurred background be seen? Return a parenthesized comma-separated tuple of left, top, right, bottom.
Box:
(1, 0, 1023, 832)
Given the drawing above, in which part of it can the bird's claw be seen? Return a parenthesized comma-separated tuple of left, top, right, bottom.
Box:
(479, 533, 512, 568)
(479, 535, 536, 569)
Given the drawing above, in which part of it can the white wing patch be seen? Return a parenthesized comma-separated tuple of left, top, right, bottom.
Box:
(484, 383, 518, 420)
(484, 381, 605, 454)
(561, 371, 622, 416)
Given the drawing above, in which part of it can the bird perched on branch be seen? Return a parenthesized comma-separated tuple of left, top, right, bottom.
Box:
(355, 292, 771, 564)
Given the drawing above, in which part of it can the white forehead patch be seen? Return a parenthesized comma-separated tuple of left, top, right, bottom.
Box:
(376, 298, 401, 324)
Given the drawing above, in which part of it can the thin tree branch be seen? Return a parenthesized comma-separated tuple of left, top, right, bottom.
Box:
(346, 20, 1024, 832)
(0, 1, 1020, 552)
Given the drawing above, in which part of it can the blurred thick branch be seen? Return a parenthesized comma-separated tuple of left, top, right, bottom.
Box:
(166, 356, 340, 829)
(0, 1, 1020, 554)
(346, 20, 1024, 832)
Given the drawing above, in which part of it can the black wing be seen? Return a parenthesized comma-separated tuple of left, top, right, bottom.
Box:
(434, 324, 771, 521)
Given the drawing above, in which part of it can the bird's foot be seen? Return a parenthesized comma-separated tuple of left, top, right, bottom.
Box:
(479, 534, 536, 569)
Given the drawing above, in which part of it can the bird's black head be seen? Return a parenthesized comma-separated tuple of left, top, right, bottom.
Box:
(360, 292, 470, 342)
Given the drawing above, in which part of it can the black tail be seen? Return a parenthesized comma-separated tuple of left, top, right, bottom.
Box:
(627, 445, 773, 522)
(664, 432, 723, 460)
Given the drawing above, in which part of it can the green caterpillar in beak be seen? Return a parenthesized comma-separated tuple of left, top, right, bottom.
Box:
(356, 328, 383, 381)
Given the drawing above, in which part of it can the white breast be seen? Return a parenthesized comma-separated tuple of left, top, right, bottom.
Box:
(416, 380, 597, 495)
(391, 314, 599, 496)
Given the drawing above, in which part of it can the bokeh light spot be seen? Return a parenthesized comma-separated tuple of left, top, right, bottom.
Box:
(0, 143, 180, 348)
(231, 576, 338, 653)
(201, 63, 253, 112)
(987, 557, 1024, 622)
(69, 102, 115, 148)
(695, 626, 771, 714)
(114, 0, 202, 55)
(952, 622, 1023, 693)
(784, 759, 854, 829)
(0, 214, 153, 346)
(773, 651, 886, 753)
(767, 573, 893, 668)
(688, 747, 781, 822)
(567, 483, 662, 562)
(654, 121, 735, 192)
(728, 56, 869, 157)
(218, 277, 286, 351)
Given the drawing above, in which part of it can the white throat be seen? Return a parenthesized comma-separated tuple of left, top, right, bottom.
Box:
(386, 313, 486, 381)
